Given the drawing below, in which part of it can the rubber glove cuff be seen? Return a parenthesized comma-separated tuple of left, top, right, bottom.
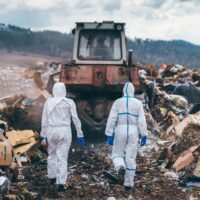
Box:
(140, 136, 147, 146)
(39, 135, 46, 141)
(107, 136, 114, 145)
(77, 137, 84, 148)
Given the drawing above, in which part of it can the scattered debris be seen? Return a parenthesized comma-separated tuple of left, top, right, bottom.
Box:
(0, 142, 12, 166)
(0, 176, 10, 193)
(0, 62, 200, 199)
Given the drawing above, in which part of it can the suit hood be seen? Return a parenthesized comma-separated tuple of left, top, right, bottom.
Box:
(52, 82, 66, 97)
(123, 82, 135, 97)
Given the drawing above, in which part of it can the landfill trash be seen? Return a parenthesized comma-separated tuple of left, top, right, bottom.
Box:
(0, 128, 7, 142)
(173, 83, 200, 104)
(4, 194, 17, 199)
(164, 171, 179, 181)
(187, 182, 200, 187)
(127, 195, 135, 200)
(19, 156, 28, 163)
(21, 98, 33, 106)
(168, 111, 180, 125)
(193, 156, 200, 178)
(6, 130, 37, 155)
(174, 115, 193, 137)
(107, 197, 116, 200)
(0, 142, 12, 166)
(139, 69, 147, 79)
(189, 195, 199, 200)
(0, 176, 10, 193)
(1, 60, 200, 199)
(156, 140, 170, 145)
(168, 94, 188, 109)
(182, 185, 193, 193)
(0, 169, 5, 175)
(173, 149, 194, 172)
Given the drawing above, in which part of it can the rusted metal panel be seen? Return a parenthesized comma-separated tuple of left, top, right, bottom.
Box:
(60, 65, 93, 84)
(106, 66, 129, 85)
(93, 66, 106, 87)
(60, 65, 141, 91)
(131, 68, 140, 86)
(131, 68, 140, 85)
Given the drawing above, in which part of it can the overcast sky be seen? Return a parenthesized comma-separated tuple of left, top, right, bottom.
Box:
(0, 0, 199, 45)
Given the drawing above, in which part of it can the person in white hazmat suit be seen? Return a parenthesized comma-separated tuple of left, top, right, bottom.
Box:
(105, 82, 148, 191)
(40, 82, 84, 192)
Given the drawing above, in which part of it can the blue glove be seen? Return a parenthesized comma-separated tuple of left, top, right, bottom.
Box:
(107, 136, 114, 145)
(77, 137, 84, 148)
(39, 135, 46, 141)
(140, 136, 147, 146)
(39, 135, 47, 146)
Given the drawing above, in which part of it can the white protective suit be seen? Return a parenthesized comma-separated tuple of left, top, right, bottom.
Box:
(41, 82, 83, 185)
(105, 82, 148, 187)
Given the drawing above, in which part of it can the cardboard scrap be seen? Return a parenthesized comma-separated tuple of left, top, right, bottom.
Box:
(15, 138, 32, 146)
(0, 142, 12, 166)
(190, 111, 200, 125)
(174, 112, 200, 137)
(189, 146, 199, 153)
(174, 115, 193, 137)
(173, 149, 194, 172)
(6, 130, 37, 155)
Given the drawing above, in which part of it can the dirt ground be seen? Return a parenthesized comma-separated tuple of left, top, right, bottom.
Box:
(2, 142, 199, 200)
(1, 53, 199, 200)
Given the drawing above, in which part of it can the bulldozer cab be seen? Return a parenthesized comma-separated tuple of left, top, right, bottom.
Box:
(47, 21, 143, 136)
(72, 22, 127, 65)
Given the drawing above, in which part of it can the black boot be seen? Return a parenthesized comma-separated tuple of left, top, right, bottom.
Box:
(58, 184, 65, 192)
(124, 186, 131, 191)
(50, 178, 56, 185)
(124, 186, 133, 198)
(118, 167, 125, 183)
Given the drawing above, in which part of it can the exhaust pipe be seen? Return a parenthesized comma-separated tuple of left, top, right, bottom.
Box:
(128, 49, 133, 67)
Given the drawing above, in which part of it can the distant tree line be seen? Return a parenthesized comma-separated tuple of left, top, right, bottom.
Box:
(0, 24, 200, 68)
(0, 24, 73, 57)
(127, 38, 200, 68)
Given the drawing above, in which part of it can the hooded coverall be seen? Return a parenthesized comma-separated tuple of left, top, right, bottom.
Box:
(41, 82, 83, 185)
(105, 82, 148, 187)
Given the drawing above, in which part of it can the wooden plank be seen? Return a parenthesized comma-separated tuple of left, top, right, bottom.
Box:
(174, 115, 193, 137)
(173, 149, 194, 172)
(193, 156, 200, 177)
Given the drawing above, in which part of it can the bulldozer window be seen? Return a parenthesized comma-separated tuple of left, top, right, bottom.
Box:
(78, 29, 122, 61)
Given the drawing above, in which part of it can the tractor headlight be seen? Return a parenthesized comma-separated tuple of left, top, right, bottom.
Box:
(116, 24, 122, 30)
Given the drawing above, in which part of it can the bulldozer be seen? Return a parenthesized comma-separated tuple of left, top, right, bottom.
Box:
(48, 21, 143, 135)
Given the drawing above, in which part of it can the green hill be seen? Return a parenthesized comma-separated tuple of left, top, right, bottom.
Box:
(0, 23, 200, 68)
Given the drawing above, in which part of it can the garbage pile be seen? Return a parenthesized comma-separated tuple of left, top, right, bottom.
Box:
(0, 60, 57, 131)
(0, 62, 56, 198)
(147, 64, 200, 137)
(0, 62, 200, 199)
(156, 124, 200, 195)
(0, 123, 40, 195)
(140, 63, 200, 197)
(0, 143, 194, 200)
